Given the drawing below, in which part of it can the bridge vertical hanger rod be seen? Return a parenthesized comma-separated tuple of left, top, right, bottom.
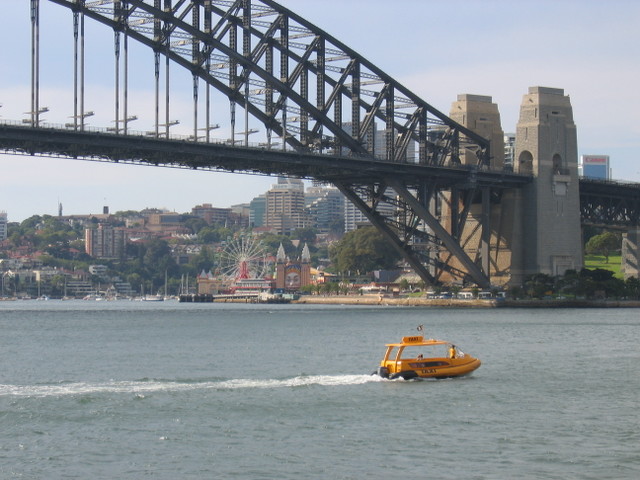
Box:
(280, 15, 288, 152)
(114, 30, 121, 134)
(123, 4, 129, 135)
(73, 9, 79, 130)
(265, 41, 273, 148)
(154, 51, 160, 137)
(192, 3, 200, 142)
(229, 19, 237, 143)
(243, 0, 251, 147)
(204, 0, 212, 143)
(80, 3, 85, 131)
(153, 0, 161, 138)
(164, 0, 171, 139)
(30, 0, 40, 127)
(316, 37, 325, 153)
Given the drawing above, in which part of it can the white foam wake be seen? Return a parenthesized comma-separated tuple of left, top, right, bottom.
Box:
(0, 374, 382, 397)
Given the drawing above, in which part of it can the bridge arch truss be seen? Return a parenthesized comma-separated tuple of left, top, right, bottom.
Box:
(21, 0, 514, 287)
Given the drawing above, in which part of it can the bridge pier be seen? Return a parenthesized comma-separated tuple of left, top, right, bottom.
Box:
(512, 87, 583, 282)
(622, 228, 640, 279)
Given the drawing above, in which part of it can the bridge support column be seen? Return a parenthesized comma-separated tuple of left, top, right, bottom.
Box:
(622, 228, 640, 279)
(513, 87, 583, 281)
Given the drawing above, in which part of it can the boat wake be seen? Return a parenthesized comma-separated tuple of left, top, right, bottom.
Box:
(0, 374, 383, 398)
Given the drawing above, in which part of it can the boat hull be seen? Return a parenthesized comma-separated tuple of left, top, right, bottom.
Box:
(384, 357, 481, 380)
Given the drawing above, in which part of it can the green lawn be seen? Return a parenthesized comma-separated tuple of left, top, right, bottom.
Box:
(583, 254, 623, 279)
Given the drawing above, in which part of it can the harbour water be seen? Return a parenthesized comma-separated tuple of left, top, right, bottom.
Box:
(1, 301, 638, 479)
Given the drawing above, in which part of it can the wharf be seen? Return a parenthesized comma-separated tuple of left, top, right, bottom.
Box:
(293, 295, 640, 308)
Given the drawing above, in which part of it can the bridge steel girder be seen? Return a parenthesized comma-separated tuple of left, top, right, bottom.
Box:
(579, 179, 640, 228)
(332, 177, 492, 288)
(386, 180, 490, 288)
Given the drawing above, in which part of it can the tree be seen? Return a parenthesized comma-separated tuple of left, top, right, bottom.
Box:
(183, 217, 208, 235)
(329, 226, 401, 274)
(258, 233, 294, 256)
(585, 231, 620, 263)
(293, 227, 317, 245)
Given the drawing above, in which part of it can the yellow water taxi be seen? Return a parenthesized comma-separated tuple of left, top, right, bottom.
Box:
(375, 335, 481, 380)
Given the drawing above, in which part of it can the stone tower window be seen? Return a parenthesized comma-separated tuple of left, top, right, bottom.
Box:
(518, 150, 533, 175)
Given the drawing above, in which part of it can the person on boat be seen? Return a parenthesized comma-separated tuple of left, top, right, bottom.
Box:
(448, 345, 457, 359)
(417, 354, 423, 360)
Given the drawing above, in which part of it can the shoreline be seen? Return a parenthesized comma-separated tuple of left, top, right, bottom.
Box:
(293, 295, 640, 308)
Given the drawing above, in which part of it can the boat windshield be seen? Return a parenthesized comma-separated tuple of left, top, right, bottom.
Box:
(399, 343, 452, 359)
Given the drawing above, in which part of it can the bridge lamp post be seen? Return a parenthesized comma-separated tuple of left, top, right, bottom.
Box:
(150, 120, 179, 139)
(22, 106, 48, 127)
(194, 124, 220, 142)
(64, 110, 94, 130)
(107, 115, 138, 134)
(233, 128, 258, 146)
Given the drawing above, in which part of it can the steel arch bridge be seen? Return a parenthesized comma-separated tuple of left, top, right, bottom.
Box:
(2, 0, 535, 288)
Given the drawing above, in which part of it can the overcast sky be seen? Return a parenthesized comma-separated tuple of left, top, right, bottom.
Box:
(1, 0, 638, 222)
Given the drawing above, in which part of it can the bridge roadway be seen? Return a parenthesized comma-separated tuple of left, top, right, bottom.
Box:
(0, 122, 531, 189)
(579, 177, 640, 228)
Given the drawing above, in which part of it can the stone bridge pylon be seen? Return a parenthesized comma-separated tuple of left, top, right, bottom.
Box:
(448, 86, 583, 286)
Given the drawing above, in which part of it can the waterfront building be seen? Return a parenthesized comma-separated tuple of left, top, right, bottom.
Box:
(580, 155, 610, 180)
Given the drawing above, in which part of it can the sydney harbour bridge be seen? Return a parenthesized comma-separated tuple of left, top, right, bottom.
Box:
(1, 0, 639, 288)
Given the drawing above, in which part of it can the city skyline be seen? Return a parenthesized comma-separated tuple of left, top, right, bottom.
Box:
(1, 0, 639, 222)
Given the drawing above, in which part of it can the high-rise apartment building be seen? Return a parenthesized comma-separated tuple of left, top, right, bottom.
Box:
(85, 224, 127, 259)
(249, 195, 266, 228)
(0, 211, 7, 241)
(305, 186, 345, 234)
(504, 133, 516, 170)
(343, 189, 396, 232)
(265, 177, 308, 234)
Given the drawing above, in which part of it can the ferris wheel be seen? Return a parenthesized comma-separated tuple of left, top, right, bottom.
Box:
(218, 236, 270, 280)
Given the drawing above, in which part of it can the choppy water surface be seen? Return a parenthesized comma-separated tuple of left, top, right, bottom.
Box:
(1, 301, 638, 479)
